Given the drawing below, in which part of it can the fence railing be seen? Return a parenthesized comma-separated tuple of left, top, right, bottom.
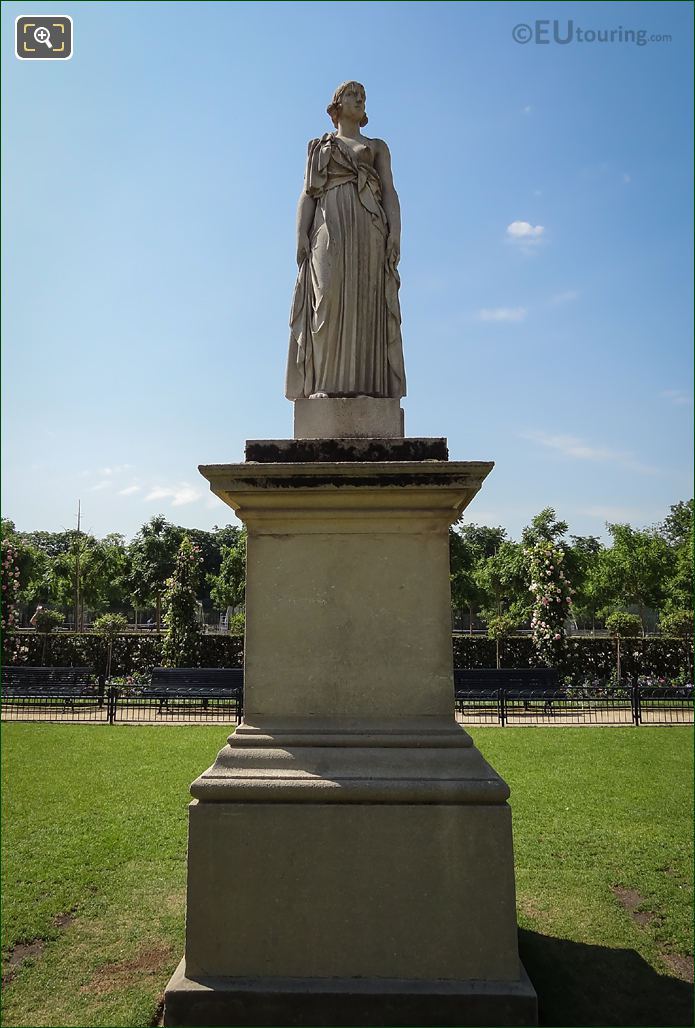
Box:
(1, 684, 243, 725)
(2, 683, 691, 728)
(455, 683, 694, 727)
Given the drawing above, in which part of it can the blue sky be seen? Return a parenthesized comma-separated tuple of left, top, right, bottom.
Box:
(2, 0, 693, 543)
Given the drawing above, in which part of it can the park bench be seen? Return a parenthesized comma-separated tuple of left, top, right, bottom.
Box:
(454, 667, 565, 717)
(137, 667, 243, 717)
(1, 666, 99, 708)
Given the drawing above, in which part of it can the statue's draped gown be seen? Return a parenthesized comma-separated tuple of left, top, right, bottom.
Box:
(285, 133, 407, 399)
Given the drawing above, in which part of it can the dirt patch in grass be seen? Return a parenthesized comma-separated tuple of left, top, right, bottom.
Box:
(611, 885, 693, 985)
(662, 952, 695, 983)
(611, 883, 656, 925)
(53, 912, 76, 930)
(2, 939, 46, 989)
(612, 883, 644, 911)
(81, 944, 175, 997)
(518, 896, 543, 920)
(2, 911, 76, 989)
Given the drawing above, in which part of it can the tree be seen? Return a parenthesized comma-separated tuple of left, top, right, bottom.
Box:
(161, 537, 203, 667)
(209, 529, 246, 613)
(569, 536, 610, 633)
(48, 532, 122, 628)
(659, 610, 693, 679)
(475, 541, 528, 667)
(601, 524, 674, 634)
(484, 612, 521, 670)
(449, 523, 506, 632)
(659, 499, 694, 547)
(657, 500, 693, 614)
(128, 516, 183, 629)
(521, 507, 569, 547)
(93, 613, 128, 680)
(605, 612, 642, 683)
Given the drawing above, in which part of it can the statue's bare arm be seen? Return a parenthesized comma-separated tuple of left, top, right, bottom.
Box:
(296, 192, 316, 266)
(374, 140, 401, 269)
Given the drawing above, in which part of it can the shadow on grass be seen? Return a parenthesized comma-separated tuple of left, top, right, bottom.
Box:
(519, 928, 693, 1027)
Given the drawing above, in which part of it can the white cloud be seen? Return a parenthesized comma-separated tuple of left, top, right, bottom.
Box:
(523, 431, 619, 461)
(521, 431, 659, 475)
(506, 221, 544, 240)
(548, 289, 579, 305)
(144, 483, 202, 507)
(118, 485, 141, 496)
(477, 307, 527, 323)
(582, 505, 648, 521)
(659, 389, 691, 407)
(89, 480, 111, 492)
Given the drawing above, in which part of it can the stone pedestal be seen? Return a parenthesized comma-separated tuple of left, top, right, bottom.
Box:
(164, 437, 537, 1026)
(294, 396, 404, 439)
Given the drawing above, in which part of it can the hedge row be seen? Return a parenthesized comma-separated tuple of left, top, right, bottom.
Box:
(452, 635, 692, 682)
(3, 632, 691, 683)
(4, 632, 244, 678)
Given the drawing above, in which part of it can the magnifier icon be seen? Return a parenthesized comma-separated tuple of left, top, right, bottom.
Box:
(34, 26, 52, 48)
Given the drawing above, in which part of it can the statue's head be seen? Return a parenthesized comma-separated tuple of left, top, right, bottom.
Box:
(327, 81, 368, 129)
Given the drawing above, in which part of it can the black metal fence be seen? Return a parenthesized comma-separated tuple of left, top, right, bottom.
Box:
(1, 684, 243, 725)
(455, 683, 694, 727)
(2, 682, 691, 728)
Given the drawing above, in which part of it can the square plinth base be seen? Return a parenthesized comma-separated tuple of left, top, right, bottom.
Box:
(294, 397, 404, 439)
(164, 959, 538, 1027)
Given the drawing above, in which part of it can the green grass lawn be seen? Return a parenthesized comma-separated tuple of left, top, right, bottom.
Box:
(1, 724, 693, 1027)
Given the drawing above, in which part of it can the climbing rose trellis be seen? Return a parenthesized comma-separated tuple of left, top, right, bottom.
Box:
(527, 540, 573, 669)
(1, 540, 28, 664)
(161, 537, 203, 668)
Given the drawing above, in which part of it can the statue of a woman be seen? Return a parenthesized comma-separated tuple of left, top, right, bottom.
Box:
(285, 81, 407, 400)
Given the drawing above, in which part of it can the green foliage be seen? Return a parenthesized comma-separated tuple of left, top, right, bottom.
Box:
(32, 607, 65, 633)
(452, 634, 692, 682)
(475, 541, 528, 626)
(659, 610, 693, 640)
(605, 612, 643, 639)
(1, 539, 29, 664)
(209, 529, 246, 611)
(449, 523, 507, 628)
(601, 524, 674, 632)
(92, 614, 129, 678)
(227, 611, 245, 635)
(527, 540, 573, 669)
(658, 499, 694, 547)
(568, 539, 612, 630)
(2, 539, 21, 631)
(127, 516, 182, 628)
(161, 537, 203, 668)
(485, 612, 519, 641)
(91, 613, 129, 639)
(521, 507, 569, 546)
(3, 631, 244, 675)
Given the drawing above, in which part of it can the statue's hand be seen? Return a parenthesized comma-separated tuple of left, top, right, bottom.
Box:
(386, 234, 400, 271)
(296, 233, 311, 267)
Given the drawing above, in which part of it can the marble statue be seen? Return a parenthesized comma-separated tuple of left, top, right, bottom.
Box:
(285, 81, 407, 400)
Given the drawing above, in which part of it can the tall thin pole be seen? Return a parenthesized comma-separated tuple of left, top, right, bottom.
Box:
(74, 500, 81, 632)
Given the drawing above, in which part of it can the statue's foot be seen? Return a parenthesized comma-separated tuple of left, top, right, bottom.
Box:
(309, 392, 329, 399)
